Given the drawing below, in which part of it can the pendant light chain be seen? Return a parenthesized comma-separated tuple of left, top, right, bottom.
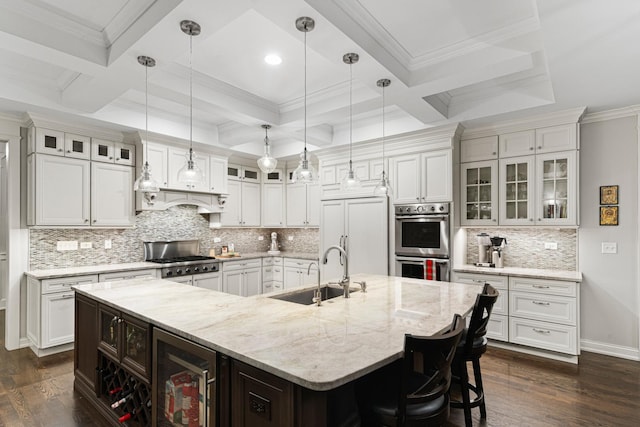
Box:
(189, 30, 193, 158)
(145, 59, 149, 165)
(303, 28, 307, 156)
(349, 60, 353, 169)
(382, 81, 385, 165)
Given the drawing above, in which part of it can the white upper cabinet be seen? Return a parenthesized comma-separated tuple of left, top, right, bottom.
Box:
(499, 124, 577, 158)
(167, 147, 210, 192)
(221, 180, 260, 226)
(227, 164, 261, 183)
(286, 182, 319, 227)
(91, 139, 135, 166)
(209, 156, 228, 194)
(262, 183, 285, 227)
(262, 169, 285, 183)
(144, 142, 169, 188)
(461, 160, 499, 226)
(34, 128, 91, 160)
(391, 149, 452, 204)
(91, 163, 134, 226)
(535, 151, 577, 226)
(31, 155, 91, 226)
(460, 136, 498, 162)
(499, 156, 535, 225)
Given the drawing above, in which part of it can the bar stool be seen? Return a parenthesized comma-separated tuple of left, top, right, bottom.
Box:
(359, 314, 465, 426)
(450, 284, 499, 427)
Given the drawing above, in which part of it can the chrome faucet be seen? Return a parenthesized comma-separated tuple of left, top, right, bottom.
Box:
(322, 245, 351, 298)
(307, 261, 322, 306)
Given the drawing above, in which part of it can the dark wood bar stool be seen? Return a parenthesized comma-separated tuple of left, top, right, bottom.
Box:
(450, 284, 499, 427)
(358, 314, 465, 426)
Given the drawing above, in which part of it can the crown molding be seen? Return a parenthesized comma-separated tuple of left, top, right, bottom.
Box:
(581, 105, 640, 124)
(24, 112, 124, 141)
(461, 106, 586, 140)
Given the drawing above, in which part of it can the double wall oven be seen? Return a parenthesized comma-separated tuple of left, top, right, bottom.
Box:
(395, 203, 450, 281)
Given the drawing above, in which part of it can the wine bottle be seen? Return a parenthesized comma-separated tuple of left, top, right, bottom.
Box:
(111, 393, 132, 409)
(118, 400, 151, 423)
(108, 386, 122, 396)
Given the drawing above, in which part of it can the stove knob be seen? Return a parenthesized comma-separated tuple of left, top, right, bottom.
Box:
(176, 269, 182, 275)
(439, 205, 445, 211)
(430, 205, 436, 212)
(166, 271, 173, 276)
(417, 205, 424, 213)
(202, 266, 209, 271)
(193, 267, 200, 272)
(185, 268, 191, 274)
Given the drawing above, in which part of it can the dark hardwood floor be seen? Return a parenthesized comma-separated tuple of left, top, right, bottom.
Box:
(1, 309, 639, 426)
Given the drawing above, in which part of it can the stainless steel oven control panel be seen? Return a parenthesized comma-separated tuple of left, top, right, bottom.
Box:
(395, 203, 449, 215)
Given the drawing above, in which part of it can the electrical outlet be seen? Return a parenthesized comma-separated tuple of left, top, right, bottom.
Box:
(56, 241, 78, 251)
(104, 239, 112, 249)
(80, 242, 92, 249)
(601, 242, 617, 254)
(258, 236, 264, 241)
(544, 242, 558, 250)
(213, 237, 222, 243)
(288, 236, 293, 241)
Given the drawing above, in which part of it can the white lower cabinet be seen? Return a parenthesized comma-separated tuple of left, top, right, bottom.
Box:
(451, 272, 508, 342)
(27, 274, 99, 355)
(222, 259, 262, 296)
(193, 272, 222, 292)
(262, 257, 283, 293)
(283, 258, 316, 289)
(452, 272, 579, 356)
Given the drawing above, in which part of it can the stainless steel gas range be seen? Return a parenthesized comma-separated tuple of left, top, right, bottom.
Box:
(144, 240, 219, 279)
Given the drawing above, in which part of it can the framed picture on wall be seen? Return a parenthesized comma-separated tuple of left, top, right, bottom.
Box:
(599, 206, 618, 226)
(600, 185, 618, 205)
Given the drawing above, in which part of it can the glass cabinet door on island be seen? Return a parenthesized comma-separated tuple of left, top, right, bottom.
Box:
(460, 160, 498, 225)
(153, 328, 218, 427)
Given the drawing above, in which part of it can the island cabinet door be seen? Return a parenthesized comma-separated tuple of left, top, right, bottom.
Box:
(153, 328, 218, 427)
(231, 360, 294, 427)
(75, 293, 98, 393)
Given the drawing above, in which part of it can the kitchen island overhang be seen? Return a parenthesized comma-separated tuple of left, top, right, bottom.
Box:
(73, 274, 482, 392)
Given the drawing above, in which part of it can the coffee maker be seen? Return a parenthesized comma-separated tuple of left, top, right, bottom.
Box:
(490, 236, 507, 268)
(476, 233, 491, 265)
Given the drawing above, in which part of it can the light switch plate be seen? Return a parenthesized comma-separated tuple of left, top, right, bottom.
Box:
(104, 239, 112, 249)
(80, 242, 92, 249)
(213, 237, 222, 243)
(288, 236, 293, 241)
(544, 242, 558, 250)
(258, 236, 264, 241)
(601, 242, 617, 254)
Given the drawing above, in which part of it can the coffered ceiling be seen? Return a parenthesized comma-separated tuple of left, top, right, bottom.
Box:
(0, 0, 638, 159)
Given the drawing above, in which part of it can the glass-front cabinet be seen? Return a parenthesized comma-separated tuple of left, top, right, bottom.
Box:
(535, 151, 576, 226)
(153, 328, 220, 427)
(460, 160, 498, 225)
(499, 156, 534, 225)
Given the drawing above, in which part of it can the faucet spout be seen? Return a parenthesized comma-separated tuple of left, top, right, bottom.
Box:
(307, 261, 321, 306)
(322, 245, 350, 297)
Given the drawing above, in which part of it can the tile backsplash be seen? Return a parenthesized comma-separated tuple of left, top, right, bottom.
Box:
(29, 205, 319, 270)
(465, 228, 577, 271)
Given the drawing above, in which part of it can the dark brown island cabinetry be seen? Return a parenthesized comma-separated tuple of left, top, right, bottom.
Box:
(74, 293, 360, 427)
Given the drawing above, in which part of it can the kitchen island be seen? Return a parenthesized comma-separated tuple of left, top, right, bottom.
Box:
(73, 274, 482, 426)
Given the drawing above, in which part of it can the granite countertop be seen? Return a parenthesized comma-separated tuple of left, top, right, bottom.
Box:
(74, 274, 481, 391)
(453, 265, 582, 282)
(25, 252, 319, 279)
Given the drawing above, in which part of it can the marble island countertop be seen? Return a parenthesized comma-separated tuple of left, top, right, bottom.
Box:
(453, 265, 582, 282)
(25, 252, 319, 279)
(73, 274, 481, 391)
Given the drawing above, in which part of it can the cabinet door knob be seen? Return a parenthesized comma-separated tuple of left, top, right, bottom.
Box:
(57, 148, 63, 152)
(109, 157, 113, 160)
(529, 147, 534, 151)
(537, 146, 542, 149)
(84, 219, 89, 223)
(93, 220, 97, 223)
(492, 151, 496, 155)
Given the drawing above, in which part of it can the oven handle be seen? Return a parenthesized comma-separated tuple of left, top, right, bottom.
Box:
(396, 256, 449, 264)
(395, 214, 449, 220)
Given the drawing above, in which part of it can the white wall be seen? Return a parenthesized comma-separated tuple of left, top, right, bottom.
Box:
(579, 116, 639, 359)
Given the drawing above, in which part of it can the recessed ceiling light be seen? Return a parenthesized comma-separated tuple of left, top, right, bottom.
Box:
(264, 54, 282, 65)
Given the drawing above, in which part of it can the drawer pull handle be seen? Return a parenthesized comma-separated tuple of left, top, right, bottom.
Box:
(532, 328, 551, 334)
(61, 294, 74, 299)
(533, 285, 550, 289)
(532, 301, 550, 306)
(472, 279, 485, 283)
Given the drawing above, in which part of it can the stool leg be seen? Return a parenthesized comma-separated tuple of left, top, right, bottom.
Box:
(472, 359, 486, 419)
(459, 359, 473, 427)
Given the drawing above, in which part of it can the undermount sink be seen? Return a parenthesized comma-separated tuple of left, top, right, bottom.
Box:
(269, 286, 356, 305)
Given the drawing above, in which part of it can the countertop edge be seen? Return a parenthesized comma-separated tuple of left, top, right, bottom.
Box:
(452, 265, 582, 282)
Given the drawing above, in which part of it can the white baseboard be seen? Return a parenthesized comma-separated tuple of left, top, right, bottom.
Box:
(19, 337, 31, 349)
(0, 298, 5, 310)
(489, 341, 578, 364)
(580, 338, 640, 361)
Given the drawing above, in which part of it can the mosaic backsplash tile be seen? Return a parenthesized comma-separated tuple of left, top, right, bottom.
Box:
(465, 228, 577, 270)
(29, 205, 319, 269)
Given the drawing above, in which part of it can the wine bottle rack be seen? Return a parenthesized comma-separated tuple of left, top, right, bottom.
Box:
(98, 354, 152, 426)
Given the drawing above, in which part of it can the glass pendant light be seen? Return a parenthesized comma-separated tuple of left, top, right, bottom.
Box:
(177, 20, 205, 186)
(133, 55, 160, 197)
(374, 78, 393, 196)
(257, 124, 278, 173)
(291, 17, 318, 183)
(341, 52, 361, 191)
